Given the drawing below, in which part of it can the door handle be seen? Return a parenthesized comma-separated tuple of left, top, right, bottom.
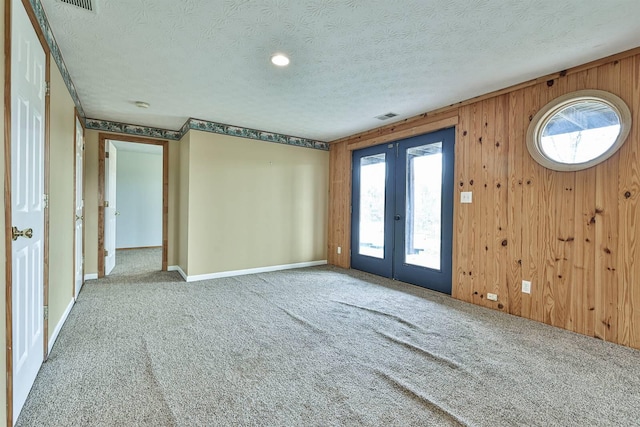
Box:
(394, 215, 401, 221)
(12, 226, 33, 241)
(76, 215, 84, 221)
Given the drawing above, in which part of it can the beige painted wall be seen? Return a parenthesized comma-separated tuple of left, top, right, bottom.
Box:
(168, 139, 180, 266)
(178, 132, 190, 272)
(83, 130, 180, 274)
(0, 3, 6, 423)
(84, 130, 99, 274)
(48, 54, 76, 336)
(184, 131, 329, 276)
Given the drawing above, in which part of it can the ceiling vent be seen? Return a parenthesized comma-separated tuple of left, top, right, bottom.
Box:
(375, 112, 398, 121)
(57, 0, 95, 12)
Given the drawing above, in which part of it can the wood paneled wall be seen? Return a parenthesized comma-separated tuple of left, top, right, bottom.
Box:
(327, 48, 640, 349)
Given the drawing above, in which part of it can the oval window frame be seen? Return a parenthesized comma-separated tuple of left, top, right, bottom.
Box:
(526, 89, 632, 172)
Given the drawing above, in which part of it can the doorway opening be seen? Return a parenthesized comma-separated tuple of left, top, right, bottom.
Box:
(97, 133, 168, 277)
(351, 127, 455, 294)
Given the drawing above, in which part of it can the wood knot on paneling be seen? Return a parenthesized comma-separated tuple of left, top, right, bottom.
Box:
(604, 247, 612, 254)
(498, 303, 504, 310)
(624, 191, 632, 199)
(495, 142, 500, 147)
(478, 137, 483, 143)
(547, 79, 555, 87)
(463, 130, 468, 136)
(595, 208, 604, 214)
(459, 181, 464, 187)
(496, 183, 502, 188)
(469, 180, 474, 186)
(559, 70, 568, 77)
(501, 240, 508, 247)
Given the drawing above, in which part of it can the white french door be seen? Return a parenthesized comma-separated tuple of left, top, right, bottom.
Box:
(11, 0, 46, 421)
(74, 117, 84, 298)
(104, 141, 117, 275)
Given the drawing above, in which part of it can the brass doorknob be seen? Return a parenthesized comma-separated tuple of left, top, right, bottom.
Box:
(12, 226, 33, 241)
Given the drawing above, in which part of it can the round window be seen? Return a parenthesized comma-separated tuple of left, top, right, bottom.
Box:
(526, 90, 632, 171)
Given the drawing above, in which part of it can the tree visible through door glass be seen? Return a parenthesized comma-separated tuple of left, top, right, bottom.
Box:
(359, 153, 386, 258)
(405, 143, 442, 270)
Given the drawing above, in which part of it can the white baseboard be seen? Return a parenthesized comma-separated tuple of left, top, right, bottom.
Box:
(168, 265, 187, 281)
(182, 260, 328, 283)
(84, 273, 98, 281)
(48, 298, 74, 354)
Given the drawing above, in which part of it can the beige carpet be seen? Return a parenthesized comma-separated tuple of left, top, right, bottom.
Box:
(15, 260, 640, 426)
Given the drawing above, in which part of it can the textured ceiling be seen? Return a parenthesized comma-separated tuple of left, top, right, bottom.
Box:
(111, 140, 162, 154)
(41, 0, 640, 142)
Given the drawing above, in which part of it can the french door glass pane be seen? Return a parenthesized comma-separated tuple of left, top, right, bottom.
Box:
(405, 143, 442, 270)
(359, 153, 386, 258)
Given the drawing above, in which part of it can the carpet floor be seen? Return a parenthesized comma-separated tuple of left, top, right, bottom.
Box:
(16, 260, 640, 426)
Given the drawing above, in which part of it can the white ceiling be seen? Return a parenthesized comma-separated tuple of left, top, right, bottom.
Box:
(41, 0, 640, 142)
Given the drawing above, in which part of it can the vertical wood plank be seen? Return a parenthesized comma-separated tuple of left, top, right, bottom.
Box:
(494, 95, 509, 311)
(629, 56, 640, 349)
(481, 98, 497, 307)
(468, 102, 483, 305)
(453, 106, 471, 300)
(594, 62, 621, 342)
(521, 83, 542, 321)
(507, 89, 524, 316)
(328, 141, 351, 268)
(616, 56, 640, 347)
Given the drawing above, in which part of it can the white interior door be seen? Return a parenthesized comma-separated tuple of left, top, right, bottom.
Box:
(11, 0, 46, 422)
(74, 118, 84, 298)
(104, 142, 117, 275)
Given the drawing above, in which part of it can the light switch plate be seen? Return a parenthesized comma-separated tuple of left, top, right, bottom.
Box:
(522, 280, 531, 294)
(461, 192, 473, 203)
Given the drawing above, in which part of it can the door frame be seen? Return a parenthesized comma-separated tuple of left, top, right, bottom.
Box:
(4, 0, 51, 424)
(97, 133, 169, 277)
(73, 109, 85, 298)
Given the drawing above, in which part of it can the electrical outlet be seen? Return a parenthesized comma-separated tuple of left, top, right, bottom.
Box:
(337, 246, 342, 255)
(461, 192, 473, 204)
(487, 293, 498, 301)
(522, 280, 531, 294)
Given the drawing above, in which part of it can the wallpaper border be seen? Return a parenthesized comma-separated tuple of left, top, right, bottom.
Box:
(86, 118, 329, 150)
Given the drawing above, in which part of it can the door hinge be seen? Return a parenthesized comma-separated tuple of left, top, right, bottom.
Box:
(105, 249, 109, 257)
(104, 200, 109, 207)
(45, 82, 50, 96)
(44, 306, 48, 320)
(82, 143, 85, 151)
(105, 151, 109, 158)
(43, 194, 49, 209)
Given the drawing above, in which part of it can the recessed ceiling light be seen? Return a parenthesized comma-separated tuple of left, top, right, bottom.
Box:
(135, 101, 150, 109)
(271, 54, 290, 67)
